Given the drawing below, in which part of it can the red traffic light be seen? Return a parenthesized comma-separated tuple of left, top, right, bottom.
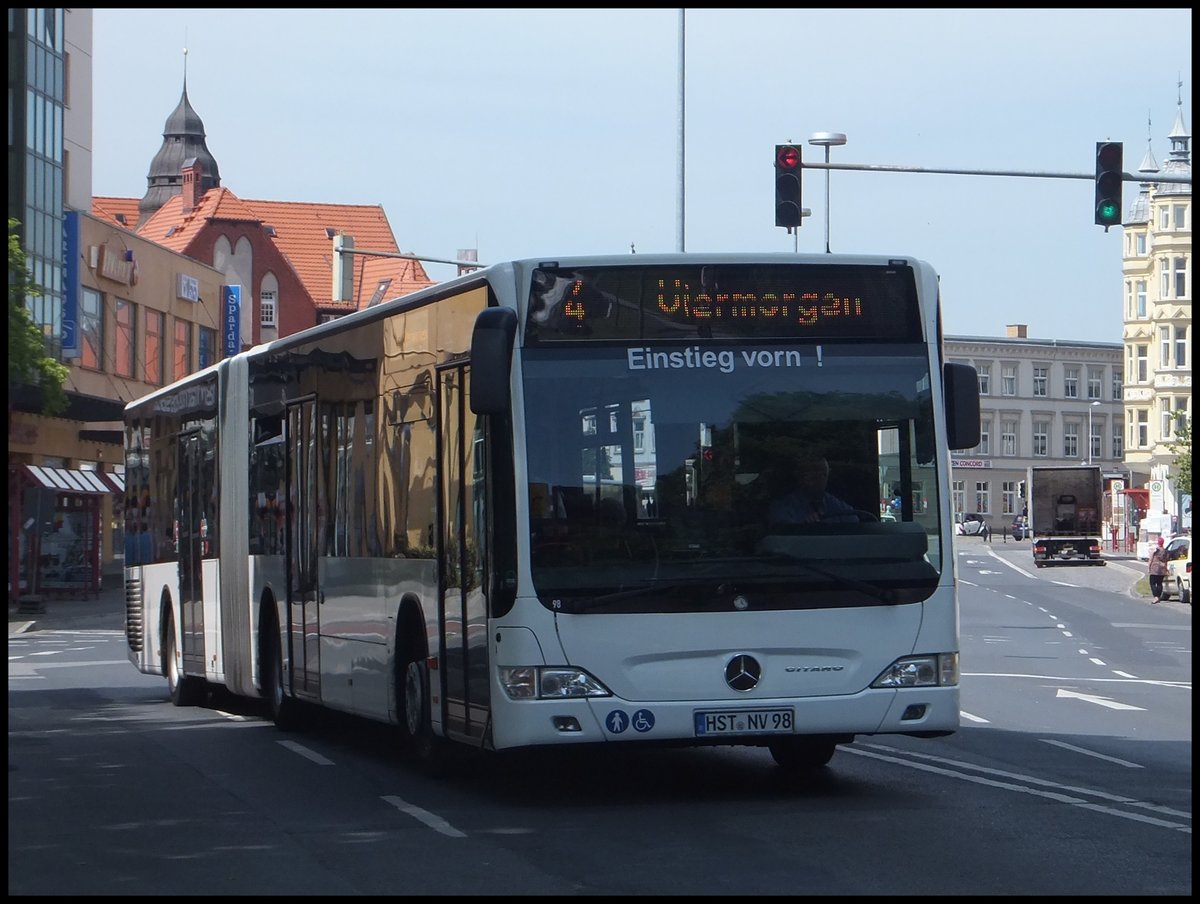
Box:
(1097, 142, 1122, 169)
(776, 145, 801, 169)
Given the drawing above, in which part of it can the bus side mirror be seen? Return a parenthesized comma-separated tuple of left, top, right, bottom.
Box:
(470, 307, 518, 415)
(944, 362, 981, 450)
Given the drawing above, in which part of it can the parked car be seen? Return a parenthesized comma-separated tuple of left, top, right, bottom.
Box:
(1011, 515, 1028, 541)
(956, 513, 989, 536)
(1161, 535, 1191, 604)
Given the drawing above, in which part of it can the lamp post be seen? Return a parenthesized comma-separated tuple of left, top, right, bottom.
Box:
(1087, 400, 1101, 464)
(808, 131, 847, 254)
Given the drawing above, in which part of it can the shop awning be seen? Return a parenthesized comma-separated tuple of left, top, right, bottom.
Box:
(20, 465, 118, 496)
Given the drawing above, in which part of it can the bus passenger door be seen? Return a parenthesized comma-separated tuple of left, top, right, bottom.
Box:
(437, 363, 490, 743)
(176, 430, 206, 678)
(285, 397, 322, 699)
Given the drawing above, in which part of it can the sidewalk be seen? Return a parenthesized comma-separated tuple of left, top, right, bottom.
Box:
(8, 571, 126, 634)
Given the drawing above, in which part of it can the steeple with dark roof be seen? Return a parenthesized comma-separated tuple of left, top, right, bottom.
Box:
(138, 49, 221, 225)
(1155, 77, 1191, 199)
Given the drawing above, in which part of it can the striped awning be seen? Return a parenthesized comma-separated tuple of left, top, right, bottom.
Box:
(21, 465, 122, 495)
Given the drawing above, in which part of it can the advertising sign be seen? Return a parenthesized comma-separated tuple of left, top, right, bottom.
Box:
(62, 211, 81, 358)
(222, 285, 241, 359)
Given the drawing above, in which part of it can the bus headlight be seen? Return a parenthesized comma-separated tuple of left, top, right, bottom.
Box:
(871, 653, 959, 688)
(499, 666, 612, 699)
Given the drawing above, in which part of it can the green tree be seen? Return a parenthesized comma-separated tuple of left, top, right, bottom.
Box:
(1166, 413, 1191, 496)
(8, 218, 68, 417)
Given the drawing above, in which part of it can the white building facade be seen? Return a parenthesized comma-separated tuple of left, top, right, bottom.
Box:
(1120, 96, 1191, 520)
(946, 326, 1125, 534)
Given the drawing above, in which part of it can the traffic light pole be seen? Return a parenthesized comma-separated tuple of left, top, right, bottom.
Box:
(800, 160, 1191, 184)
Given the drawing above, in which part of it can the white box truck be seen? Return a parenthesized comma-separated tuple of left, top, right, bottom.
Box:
(1027, 465, 1106, 567)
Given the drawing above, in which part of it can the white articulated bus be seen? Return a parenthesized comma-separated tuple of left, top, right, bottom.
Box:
(122, 253, 980, 772)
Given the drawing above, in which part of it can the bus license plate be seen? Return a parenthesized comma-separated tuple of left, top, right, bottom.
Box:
(694, 708, 794, 736)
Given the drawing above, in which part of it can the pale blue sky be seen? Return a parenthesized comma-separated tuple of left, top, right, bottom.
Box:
(91, 8, 1191, 343)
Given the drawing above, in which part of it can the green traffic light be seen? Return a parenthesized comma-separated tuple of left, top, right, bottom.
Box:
(1098, 201, 1119, 222)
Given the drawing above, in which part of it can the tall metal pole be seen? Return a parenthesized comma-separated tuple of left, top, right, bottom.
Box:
(676, 9, 685, 252)
(809, 132, 846, 254)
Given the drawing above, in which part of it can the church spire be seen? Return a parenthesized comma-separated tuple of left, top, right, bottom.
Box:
(137, 44, 222, 225)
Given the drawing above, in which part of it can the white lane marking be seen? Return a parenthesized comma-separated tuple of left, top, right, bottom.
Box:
(849, 743, 1190, 829)
(1056, 689, 1145, 711)
(1089, 658, 1107, 666)
(1038, 738, 1143, 768)
(277, 739, 335, 765)
(959, 711, 990, 723)
(1051, 581, 1079, 587)
(382, 795, 467, 837)
(985, 548, 1038, 579)
(962, 672, 1189, 689)
(1112, 670, 1138, 679)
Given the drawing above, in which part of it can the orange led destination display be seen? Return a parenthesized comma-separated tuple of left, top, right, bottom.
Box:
(526, 263, 922, 342)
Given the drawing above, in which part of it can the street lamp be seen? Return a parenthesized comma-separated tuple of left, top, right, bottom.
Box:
(809, 131, 847, 254)
(1087, 400, 1101, 464)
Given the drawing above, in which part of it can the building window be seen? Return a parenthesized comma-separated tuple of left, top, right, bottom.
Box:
(976, 364, 990, 395)
(1160, 256, 1170, 296)
(1136, 232, 1147, 255)
(1001, 364, 1017, 396)
(1063, 422, 1079, 459)
(1134, 410, 1148, 448)
(1135, 345, 1148, 382)
(1111, 426, 1123, 459)
(1002, 481, 1017, 516)
(1160, 326, 1171, 368)
(1033, 365, 1048, 397)
(1160, 208, 1170, 229)
(1112, 370, 1122, 400)
(1032, 420, 1049, 457)
(1161, 399, 1174, 442)
(1087, 368, 1102, 400)
(1090, 421, 1103, 462)
(1063, 367, 1079, 399)
(952, 480, 965, 514)
(1001, 420, 1017, 456)
(1136, 280, 1147, 317)
(1175, 327, 1188, 368)
(1173, 204, 1186, 229)
(974, 482, 990, 515)
(79, 287, 103, 370)
(144, 309, 164, 385)
(173, 318, 193, 380)
(260, 290, 277, 327)
(198, 326, 216, 368)
(114, 298, 136, 378)
(977, 422, 990, 455)
(1174, 257, 1187, 298)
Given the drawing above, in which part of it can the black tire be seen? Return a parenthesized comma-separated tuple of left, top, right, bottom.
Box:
(1179, 579, 1190, 605)
(261, 618, 303, 730)
(768, 737, 837, 772)
(163, 610, 204, 707)
(396, 638, 450, 773)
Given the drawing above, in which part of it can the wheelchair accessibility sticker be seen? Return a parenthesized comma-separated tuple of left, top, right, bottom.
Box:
(606, 709, 655, 734)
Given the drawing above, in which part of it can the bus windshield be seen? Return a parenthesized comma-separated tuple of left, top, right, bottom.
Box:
(521, 339, 943, 614)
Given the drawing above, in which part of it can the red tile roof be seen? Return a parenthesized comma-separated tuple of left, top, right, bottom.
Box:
(91, 190, 436, 314)
(91, 196, 141, 230)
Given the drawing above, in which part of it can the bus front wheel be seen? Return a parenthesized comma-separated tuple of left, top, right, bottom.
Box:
(397, 642, 449, 773)
(768, 737, 837, 772)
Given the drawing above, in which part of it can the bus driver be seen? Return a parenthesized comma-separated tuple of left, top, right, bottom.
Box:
(767, 453, 859, 526)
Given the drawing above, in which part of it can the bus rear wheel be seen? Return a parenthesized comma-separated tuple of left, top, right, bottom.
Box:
(163, 610, 204, 706)
(262, 620, 303, 730)
(768, 737, 837, 772)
